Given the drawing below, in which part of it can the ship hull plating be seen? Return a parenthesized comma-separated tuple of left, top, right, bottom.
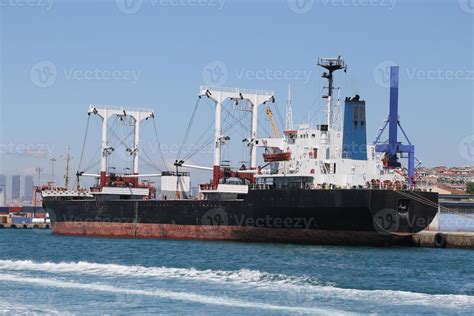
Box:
(44, 189, 439, 246)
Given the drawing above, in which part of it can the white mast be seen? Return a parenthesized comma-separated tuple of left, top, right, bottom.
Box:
(61, 146, 72, 189)
(88, 105, 154, 188)
(285, 84, 293, 130)
(199, 86, 274, 189)
(317, 56, 346, 130)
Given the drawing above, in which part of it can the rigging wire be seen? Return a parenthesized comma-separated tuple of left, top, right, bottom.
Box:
(73, 114, 91, 188)
(140, 146, 163, 172)
(176, 98, 201, 161)
(181, 119, 215, 162)
(272, 101, 285, 130)
(152, 118, 170, 171)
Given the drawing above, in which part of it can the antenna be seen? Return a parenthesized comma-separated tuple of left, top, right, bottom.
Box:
(61, 146, 73, 189)
(286, 84, 293, 130)
(317, 56, 347, 130)
(35, 167, 43, 186)
(50, 157, 57, 182)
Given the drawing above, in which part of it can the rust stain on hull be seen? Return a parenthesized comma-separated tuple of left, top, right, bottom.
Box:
(52, 222, 415, 247)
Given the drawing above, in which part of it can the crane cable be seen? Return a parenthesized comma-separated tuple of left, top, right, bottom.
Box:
(181, 119, 215, 162)
(396, 190, 474, 221)
(152, 118, 169, 171)
(74, 114, 91, 189)
(176, 98, 201, 161)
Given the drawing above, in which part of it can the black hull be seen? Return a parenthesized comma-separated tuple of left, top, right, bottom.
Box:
(44, 189, 439, 246)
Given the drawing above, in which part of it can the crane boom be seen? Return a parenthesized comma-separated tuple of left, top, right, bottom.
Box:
(265, 107, 279, 138)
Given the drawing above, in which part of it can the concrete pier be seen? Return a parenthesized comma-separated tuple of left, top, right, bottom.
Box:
(413, 231, 474, 249)
(0, 223, 50, 229)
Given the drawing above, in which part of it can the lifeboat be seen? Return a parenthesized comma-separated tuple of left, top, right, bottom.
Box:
(263, 152, 291, 162)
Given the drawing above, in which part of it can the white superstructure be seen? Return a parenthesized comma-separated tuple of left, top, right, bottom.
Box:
(252, 57, 405, 189)
(255, 126, 403, 188)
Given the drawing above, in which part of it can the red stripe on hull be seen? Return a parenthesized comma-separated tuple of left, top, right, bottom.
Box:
(51, 222, 415, 246)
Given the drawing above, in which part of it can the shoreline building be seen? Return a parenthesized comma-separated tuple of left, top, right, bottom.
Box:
(0, 188, 5, 206)
(11, 175, 20, 200)
(0, 175, 6, 205)
(24, 175, 34, 201)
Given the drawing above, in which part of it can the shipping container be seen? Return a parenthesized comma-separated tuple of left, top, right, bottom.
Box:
(11, 216, 33, 224)
(0, 207, 9, 213)
(0, 216, 7, 224)
(8, 207, 22, 213)
(35, 213, 47, 219)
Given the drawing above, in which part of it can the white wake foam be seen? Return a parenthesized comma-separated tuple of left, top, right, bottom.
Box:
(0, 274, 344, 315)
(0, 259, 324, 288)
(0, 300, 66, 315)
(0, 260, 473, 309)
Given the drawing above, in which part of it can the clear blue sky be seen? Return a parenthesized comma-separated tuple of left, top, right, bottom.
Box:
(0, 0, 473, 187)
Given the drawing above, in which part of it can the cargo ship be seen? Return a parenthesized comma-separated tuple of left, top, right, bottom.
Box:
(42, 57, 439, 246)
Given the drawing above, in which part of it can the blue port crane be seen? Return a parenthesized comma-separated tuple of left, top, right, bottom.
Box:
(374, 66, 415, 186)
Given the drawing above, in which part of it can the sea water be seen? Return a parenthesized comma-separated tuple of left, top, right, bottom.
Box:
(0, 229, 473, 315)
